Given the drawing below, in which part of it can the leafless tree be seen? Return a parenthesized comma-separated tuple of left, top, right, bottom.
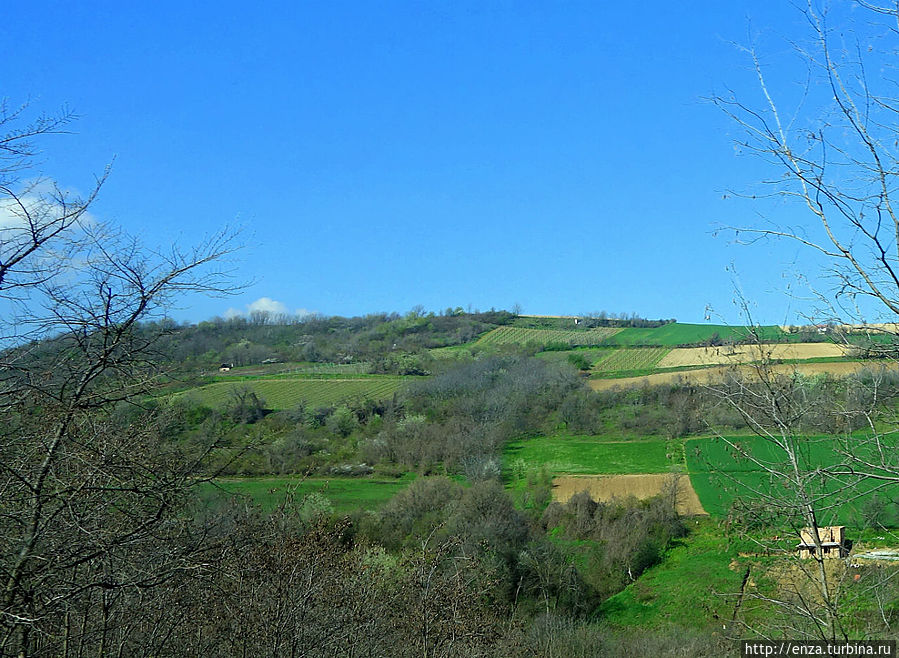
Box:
(710, 0, 899, 640)
(0, 103, 242, 656)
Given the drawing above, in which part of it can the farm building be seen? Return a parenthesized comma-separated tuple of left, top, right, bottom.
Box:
(797, 526, 848, 559)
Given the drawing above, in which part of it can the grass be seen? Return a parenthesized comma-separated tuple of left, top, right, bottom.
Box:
(181, 375, 409, 410)
(598, 518, 746, 629)
(686, 435, 899, 525)
(503, 433, 675, 475)
(202, 473, 416, 514)
(604, 323, 790, 347)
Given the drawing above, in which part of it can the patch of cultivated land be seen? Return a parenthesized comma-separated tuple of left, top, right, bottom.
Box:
(593, 347, 671, 374)
(603, 323, 788, 347)
(686, 435, 899, 524)
(182, 376, 409, 410)
(476, 325, 621, 347)
(505, 433, 705, 513)
(552, 474, 707, 516)
(589, 360, 897, 391)
(657, 342, 848, 368)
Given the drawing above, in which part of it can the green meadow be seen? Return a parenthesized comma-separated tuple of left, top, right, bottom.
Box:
(203, 474, 416, 513)
(604, 323, 790, 347)
(686, 435, 899, 525)
(182, 375, 409, 410)
(504, 433, 676, 475)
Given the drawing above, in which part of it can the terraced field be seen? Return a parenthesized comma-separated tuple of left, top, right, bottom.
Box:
(183, 376, 409, 410)
(476, 326, 621, 347)
(593, 347, 670, 374)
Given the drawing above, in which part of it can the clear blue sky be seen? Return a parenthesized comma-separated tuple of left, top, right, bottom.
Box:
(3, 1, 833, 324)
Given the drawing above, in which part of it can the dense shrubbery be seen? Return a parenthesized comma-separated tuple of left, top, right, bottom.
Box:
(150, 309, 514, 370)
(541, 488, 687, 598)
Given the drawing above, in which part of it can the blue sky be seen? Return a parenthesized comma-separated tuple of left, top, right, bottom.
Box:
(2, 1, 840, 324)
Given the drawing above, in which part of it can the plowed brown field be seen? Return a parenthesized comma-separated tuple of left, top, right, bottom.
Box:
(589, 361, 896, 391)
(657, 343, 847, 369)
(552, 474, 707, 515)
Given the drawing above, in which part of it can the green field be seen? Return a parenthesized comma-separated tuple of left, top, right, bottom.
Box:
(476, 326, 621, 347)
(593, 347, 671, 374)
(686, 435, 899, 525)
(183, 376, 409, 410)
(203, 474, 416, 513)
(604, 323, 789, 347)
(504, 434, 675, 475)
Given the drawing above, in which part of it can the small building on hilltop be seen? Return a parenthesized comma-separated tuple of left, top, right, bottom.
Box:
(797, 526, 848, 559)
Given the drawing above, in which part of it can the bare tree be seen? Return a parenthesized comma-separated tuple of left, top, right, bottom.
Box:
(710, 0, 899, 640)
(0, 103, 242, 656)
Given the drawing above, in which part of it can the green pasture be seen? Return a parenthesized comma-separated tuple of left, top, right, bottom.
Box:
(686, 435, 899, 525)
(504, 434, 676, 475)
(604, 323, 790, 347)
(182, 376, 408, 410)
(599, 519, 745, 630)
(202, 474, 416, 513)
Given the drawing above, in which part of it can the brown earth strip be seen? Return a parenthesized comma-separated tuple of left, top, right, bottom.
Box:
(552, 474, 707, 516)
(657, 343, 848, 369)
(589, 361, 898, 391)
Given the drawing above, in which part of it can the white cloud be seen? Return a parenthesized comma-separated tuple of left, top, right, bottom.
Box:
(248, 297, 289, 315)
(0, 179, 96, 232)
(224, 297, 314, 320)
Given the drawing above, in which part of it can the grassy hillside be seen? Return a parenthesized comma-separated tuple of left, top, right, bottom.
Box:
(599, 519, 745, 629)
(183, 375, 410, 410)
